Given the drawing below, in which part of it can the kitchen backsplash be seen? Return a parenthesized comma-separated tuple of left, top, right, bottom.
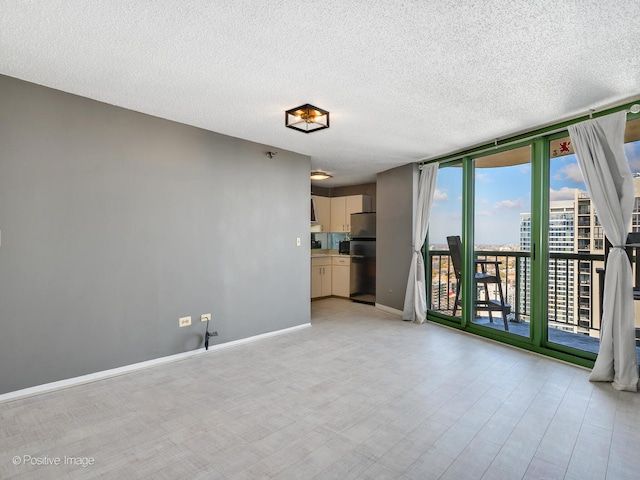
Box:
(311, 232, 349, 250)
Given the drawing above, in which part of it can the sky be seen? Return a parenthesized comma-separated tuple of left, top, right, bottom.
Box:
(428, 139, 640, 247)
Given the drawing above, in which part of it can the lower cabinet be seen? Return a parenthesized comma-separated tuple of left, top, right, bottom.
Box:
(311, 256, 351, 299)
(311, 257, 332, 298)
(331, 256, 350, 298)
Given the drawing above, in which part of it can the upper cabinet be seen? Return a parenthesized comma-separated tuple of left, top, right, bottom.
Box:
(329, 197, 346, 232)
(330, 195, 371, 233)
(311, 195, 331, 232)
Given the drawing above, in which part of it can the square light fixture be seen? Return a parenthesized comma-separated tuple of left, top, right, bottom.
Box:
(285, 104, 329, 133)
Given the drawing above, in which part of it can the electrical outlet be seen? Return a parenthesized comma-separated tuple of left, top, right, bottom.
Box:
(201, 313, 211, 322)
(179, 316, 191, 327)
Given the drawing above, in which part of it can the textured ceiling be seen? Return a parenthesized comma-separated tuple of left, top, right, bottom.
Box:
(1, 1, 639, 187)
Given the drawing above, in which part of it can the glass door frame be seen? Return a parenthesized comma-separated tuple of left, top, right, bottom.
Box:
(426, 137, 596, 368)
(425, 158, 465, 327)
(463, 140, 538, 344)
(426, 101, 639, 370)
(542, 130, 600, 362)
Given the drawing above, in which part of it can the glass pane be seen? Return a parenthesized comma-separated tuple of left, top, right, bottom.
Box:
(547, 141, 598, 353)
(547, 119, 640, 362)
(428, 163, 463, 320)
(473, 146, 531, 337)
(626, 122, 640, 365)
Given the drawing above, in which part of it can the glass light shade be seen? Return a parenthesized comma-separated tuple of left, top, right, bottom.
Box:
(286, 104, 330, 133)
(310, 171, 332, 180)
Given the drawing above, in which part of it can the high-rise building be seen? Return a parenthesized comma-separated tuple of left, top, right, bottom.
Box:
(548, 201, 576, 330)
(520, 200, 575, 329)
(519, 177, 640, 338)
(519, 213, 531, 322)
(572, 177, 640, 336)
(574, 190, 602, 335)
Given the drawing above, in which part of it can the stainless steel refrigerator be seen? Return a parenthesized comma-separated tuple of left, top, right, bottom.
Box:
(350, 212, 376, 304)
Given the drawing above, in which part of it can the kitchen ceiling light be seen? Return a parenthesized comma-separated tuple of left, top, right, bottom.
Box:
(286, 104, 329, 133)
(310, 171, 332, 181)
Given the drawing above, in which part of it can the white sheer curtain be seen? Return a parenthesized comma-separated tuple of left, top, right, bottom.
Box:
(402, 163, 438, 324)
(568, 111, 639, 392)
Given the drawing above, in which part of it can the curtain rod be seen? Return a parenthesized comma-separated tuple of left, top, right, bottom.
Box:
(418, 103, 640, 169)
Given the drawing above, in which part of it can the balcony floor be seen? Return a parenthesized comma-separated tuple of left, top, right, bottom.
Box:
(472, 315, 640, 364)
(433, 308, 640, 363)
(473, 317, 598, 352)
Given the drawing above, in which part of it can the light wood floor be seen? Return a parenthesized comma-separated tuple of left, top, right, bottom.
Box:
(2, 297, 640, 479)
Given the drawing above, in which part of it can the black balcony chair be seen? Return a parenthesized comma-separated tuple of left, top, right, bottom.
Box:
(597, 232, 640, 345)
(447, 235, 511, 331)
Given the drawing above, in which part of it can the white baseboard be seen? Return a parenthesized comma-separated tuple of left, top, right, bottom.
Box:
(375, 303, 404, 317)
(0, 322, 311, 403)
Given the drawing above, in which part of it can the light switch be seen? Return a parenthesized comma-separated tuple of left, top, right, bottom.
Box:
(296, 237, 301, 246)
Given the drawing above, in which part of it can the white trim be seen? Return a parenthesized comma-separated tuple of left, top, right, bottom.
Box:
(0, 323, 311, 403)
(207, 323, 310, 350)
(375, 303, 403, 317)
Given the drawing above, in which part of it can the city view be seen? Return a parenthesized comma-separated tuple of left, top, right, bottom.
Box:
(427, 131, 640, 355)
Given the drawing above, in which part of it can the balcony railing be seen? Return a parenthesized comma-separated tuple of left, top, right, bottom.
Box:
(428, 249, 605, 336)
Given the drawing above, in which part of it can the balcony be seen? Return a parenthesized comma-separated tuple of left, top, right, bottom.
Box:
(577, 240, 591, 251)
(577, 228, 591, 239)
(428, 249, 611, 356)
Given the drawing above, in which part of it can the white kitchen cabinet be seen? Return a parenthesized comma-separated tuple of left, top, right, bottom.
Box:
(330, 195, 371, 233)
(331, 256, 350, 297)
(311, 257, 332, 298)
(330, 196, 346, 232)
(346, 195, 369, 223)
(311, 195, 331, 231)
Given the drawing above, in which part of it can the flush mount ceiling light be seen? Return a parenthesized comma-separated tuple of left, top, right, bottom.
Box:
(310, 171, 332, 181)
(285, 104, 329, 133)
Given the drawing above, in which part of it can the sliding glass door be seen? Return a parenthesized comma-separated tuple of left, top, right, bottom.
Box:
(425, 107, 640, 367)
(546, 119, 640, 360)
(546, 135, 600, 355)
(472, 146, 532, 338)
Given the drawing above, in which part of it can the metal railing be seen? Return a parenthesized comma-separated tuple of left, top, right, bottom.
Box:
(428, 249, 605, 335)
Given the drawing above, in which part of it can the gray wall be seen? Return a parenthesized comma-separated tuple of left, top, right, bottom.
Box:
(310, 185, 330, 197)
(376, 163, 418, 311)
(0, 75, 311, 394)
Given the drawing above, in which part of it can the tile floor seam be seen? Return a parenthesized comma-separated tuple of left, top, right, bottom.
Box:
(433, 380, 522, 480)
(564, 386, 613, 480)
(2, 298, 638, 480)
(532, 370, 589, 472)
